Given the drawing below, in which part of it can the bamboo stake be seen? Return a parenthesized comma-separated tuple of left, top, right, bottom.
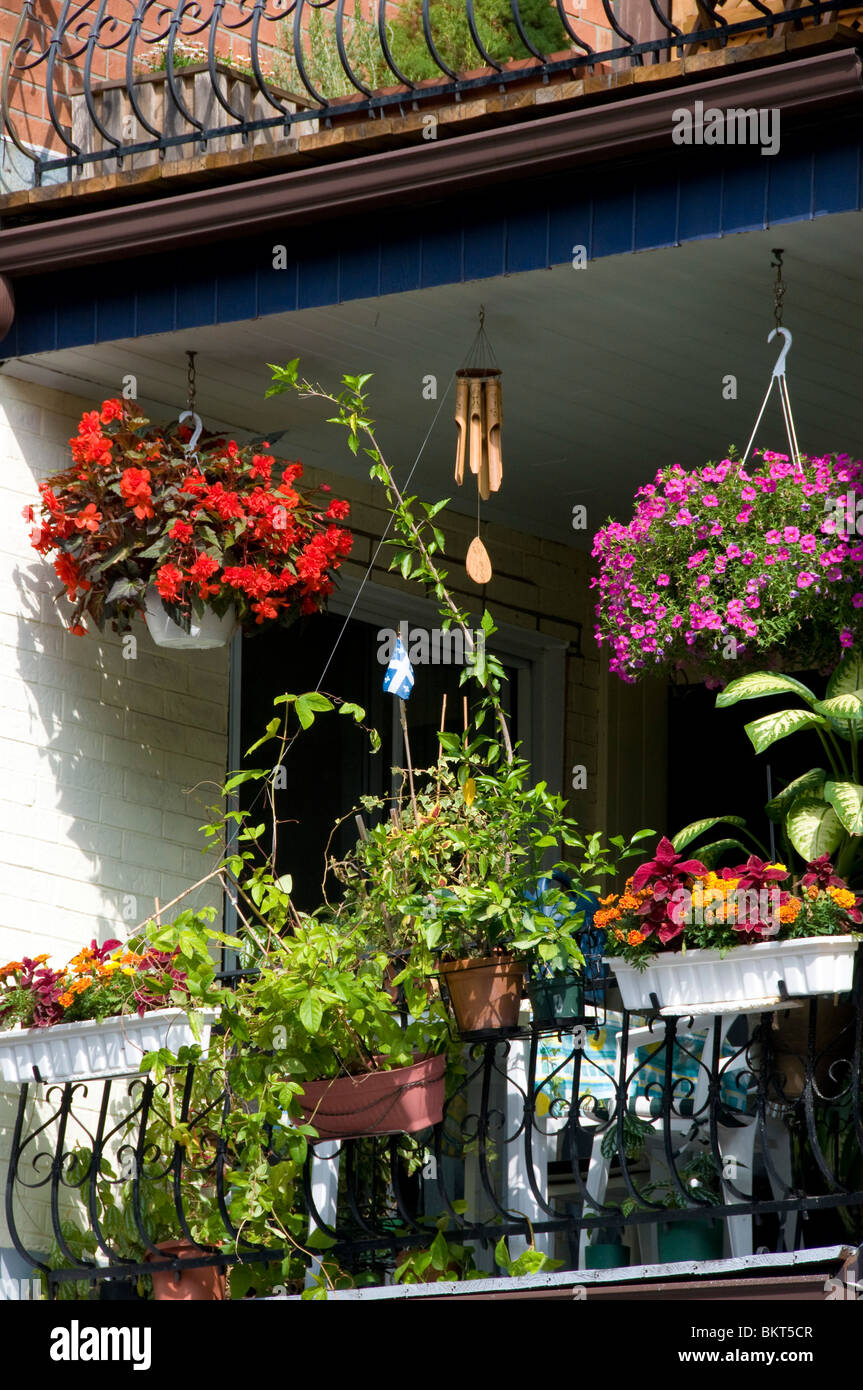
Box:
(399, 697, 419, 825)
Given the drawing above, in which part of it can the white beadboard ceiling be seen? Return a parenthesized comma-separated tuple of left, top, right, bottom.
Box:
(6, 208, 863, 550)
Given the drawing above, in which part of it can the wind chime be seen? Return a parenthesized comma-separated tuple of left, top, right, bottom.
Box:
(454, 308, 502, 584)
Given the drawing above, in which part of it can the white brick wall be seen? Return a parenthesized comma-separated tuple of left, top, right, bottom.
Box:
(0, 374, 229, 965)
(0, 373, 231, 1273)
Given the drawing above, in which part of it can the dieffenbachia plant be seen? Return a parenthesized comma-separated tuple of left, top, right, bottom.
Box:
(677, 652, 863, 882)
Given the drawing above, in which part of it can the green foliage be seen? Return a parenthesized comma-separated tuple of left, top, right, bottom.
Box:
(493, 1233, 562, 1278)
(715, 653, 863, 881)
(276, 0, 571, 99)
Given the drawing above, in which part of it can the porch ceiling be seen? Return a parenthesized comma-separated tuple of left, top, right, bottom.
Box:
(8, 208, 863, 550)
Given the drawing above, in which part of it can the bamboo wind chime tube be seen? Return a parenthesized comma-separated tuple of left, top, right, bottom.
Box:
(454, 376, 468, 485)
(454, 369, 503, 499)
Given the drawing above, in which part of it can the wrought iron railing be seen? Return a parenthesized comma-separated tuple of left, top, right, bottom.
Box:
(5, 967, 863, 1297)
(2, 1, 863, 187)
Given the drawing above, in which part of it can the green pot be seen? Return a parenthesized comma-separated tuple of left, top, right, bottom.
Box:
(658, 1219, 724, 1263)
(527, 973, 583, 1026)
(585, 1242, 630, 1270)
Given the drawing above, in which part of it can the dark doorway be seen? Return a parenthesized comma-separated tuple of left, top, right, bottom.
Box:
(240, 613, 518, 911)
(666, 670, 827, 861)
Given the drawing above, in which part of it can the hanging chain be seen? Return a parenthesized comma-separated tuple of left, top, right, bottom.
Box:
(771, 248, 785, 329)
(186, 351, 197, 413)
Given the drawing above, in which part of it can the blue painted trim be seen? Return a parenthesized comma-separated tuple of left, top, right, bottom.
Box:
(2, 112, 862, 359)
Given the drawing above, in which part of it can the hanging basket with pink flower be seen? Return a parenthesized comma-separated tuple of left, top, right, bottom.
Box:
(25, 398, 353, 645)
(598, 838, 861, 1014)
(592, 448, 863, 685)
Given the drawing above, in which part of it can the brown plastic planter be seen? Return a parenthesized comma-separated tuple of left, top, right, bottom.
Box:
(146, 1240, 226, 1301)
(297, 1053, 446, 1140)
(439, 955, 525, 1034)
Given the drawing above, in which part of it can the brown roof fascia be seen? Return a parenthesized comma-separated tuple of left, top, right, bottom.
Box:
(0, 48, 860, 278)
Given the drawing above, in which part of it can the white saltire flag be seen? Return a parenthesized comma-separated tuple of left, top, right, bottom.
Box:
(383, 635, 414, 699)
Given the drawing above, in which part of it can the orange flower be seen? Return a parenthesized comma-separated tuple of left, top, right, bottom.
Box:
(627, 930, 646, 946)
(779, 899, 802, 923)
(613, 928, 627, 942)
(70, 977, 92, 994)
(57, 992, 74, 1008)
(598, 893, 619, 907)
(618, 894, 640, 912)
(594, 908, 621, 928)
(806, 885, 820, 900)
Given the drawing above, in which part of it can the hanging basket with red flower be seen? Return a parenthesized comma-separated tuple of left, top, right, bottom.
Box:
(25, 399, 353, 640)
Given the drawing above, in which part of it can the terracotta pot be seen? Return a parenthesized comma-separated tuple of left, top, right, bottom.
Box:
(298, 1053, 446, 1140)
(439, 955, 524, 1034)
(146, 1240, 226, 1302)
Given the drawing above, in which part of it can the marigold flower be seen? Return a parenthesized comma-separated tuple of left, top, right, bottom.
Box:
(57, 992, 74, 1008)
(627, 930, 645, 946)
(827, 886, 856, 909)
(594, 908, 621, 928)
(779, 899, 802, 923)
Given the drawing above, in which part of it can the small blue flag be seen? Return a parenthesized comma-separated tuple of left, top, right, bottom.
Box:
(383, 636, 415, 699)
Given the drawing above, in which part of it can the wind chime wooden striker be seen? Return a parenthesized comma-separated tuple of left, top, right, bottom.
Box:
(454, 308, 502, 584)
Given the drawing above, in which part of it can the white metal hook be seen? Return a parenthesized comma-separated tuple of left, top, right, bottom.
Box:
(178, 409, 203, 453)
(768, 325, 792, 379)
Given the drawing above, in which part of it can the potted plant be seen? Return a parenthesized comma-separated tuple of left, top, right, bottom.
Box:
(592, 447, 863, 684)
(24, 398, 352, 643)
(220, 906, 452, 1142)
(70, 36, 317, 178)
(598, 839, 861, 1013)
(654, 1151, 725, 1264)
(325, 738, 649, 1037)
(0, 911, 226, 1083)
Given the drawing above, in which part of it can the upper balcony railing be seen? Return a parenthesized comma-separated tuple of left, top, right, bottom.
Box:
(2, 0, 863, 188)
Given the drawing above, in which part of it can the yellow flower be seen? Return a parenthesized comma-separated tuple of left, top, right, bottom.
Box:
(827, 886, 856, 909)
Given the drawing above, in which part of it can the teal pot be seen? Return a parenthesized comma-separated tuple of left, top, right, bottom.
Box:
(658, 1219, 724, 1263)
(527, 972, 584, 1026)
(585, 1242, 630, 1270)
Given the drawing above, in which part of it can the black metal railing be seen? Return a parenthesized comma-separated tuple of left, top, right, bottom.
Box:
(5, 965, 863, 1297)
(2, 1, 862, 187)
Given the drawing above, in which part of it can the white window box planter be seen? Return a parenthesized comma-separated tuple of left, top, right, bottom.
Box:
(0, 1007, 218, 1085)
(607, 936, 860, 1015)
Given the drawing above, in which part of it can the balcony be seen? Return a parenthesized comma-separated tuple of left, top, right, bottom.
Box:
(3, 0, 863, 192)
(6, 961, 862, 1299)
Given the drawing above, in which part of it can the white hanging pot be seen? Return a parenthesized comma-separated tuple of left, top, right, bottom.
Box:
(144, 585, 237, 650)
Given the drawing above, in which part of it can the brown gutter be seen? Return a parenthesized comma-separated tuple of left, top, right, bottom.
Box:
(0, 48, 860, 278)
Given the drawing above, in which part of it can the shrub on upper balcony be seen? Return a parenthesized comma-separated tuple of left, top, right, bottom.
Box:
(592, 448, 863, 684)
(277, 0, 573, 98)
(25, 398, 352, 637)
